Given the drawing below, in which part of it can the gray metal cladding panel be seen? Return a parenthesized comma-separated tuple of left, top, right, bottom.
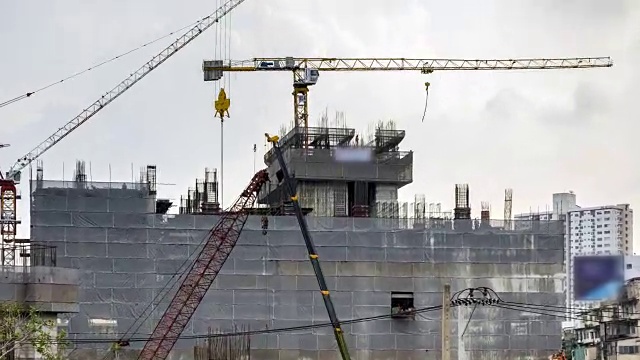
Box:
(31, 197, 565, 356)
(113, 213, 154, 228)
(32, 195, 69, 211)
(71, 212, 114, 227)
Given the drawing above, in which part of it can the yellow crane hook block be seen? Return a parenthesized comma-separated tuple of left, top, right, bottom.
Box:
(214, 88, 230, 119)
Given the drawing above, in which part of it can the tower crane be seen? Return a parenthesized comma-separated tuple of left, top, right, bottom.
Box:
(202, 56, 613, 142)
(0, 0, 247, 265)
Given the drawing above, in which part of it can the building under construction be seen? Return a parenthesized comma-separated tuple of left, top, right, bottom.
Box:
(30, 125, 565, 360)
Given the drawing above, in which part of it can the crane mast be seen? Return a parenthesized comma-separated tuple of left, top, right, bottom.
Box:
(265, 133, 352, 360)
(137, 170, 269, 360)
(203, 56, 613, 143)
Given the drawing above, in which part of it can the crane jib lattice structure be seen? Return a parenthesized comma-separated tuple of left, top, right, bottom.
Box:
(202, 56, 613, 142)
(137, 170, 269, 360)
(0, 0, 248, 267)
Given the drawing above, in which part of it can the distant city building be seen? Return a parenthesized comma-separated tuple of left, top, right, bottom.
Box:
(565, 276, 640, 359)
(568, 204, 634, 311)
(514, 192, 578, 222)
(515, 193, 634, 323)
(624, 256, 640, 279)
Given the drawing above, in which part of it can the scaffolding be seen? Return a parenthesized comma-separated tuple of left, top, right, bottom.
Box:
(368, 120, 405, 154)
(453, 183, 471, 220)
(264, 126, 356, 165)
(179, 168, 220, 214)
(260, 122, 413, 219)
(193, 326, 251, 360)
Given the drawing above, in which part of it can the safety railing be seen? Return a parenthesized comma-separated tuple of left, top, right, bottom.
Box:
(0, 243, 57, 268)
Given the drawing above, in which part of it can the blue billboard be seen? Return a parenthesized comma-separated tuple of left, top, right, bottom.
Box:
(574, 255, 625, 301)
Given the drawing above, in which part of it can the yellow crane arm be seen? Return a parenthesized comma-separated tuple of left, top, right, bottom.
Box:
(205, 56, 612, 74)
(201, 55, 613, 145)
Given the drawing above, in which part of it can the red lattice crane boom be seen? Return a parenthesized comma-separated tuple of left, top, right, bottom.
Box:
(137, 169, 269, 360)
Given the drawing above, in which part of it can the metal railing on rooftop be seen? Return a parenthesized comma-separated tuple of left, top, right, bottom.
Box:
(1, 243, 57, 268)
(31, 179, 152, 192)
(266, 147, 412, 166)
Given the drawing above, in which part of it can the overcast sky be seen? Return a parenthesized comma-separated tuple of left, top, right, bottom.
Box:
(1, 0, 638, 244)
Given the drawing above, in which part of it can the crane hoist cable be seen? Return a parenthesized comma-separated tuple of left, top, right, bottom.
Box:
(421, 81, 430, 122)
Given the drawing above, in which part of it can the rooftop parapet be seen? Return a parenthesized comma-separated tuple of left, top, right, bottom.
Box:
(264, 148, 412, 181)
(31, 180, 156, 213)
(0, 244, 79, 313)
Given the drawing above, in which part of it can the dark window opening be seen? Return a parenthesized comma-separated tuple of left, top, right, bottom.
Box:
(391, 292, 415, 319)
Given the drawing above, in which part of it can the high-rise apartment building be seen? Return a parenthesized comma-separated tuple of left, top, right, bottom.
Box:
(515, 193, 634, 320)
(566, 204, 634, 310)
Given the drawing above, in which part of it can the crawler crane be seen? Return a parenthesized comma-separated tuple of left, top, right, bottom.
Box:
(265, 133, 352, 359)
(136, 169, 270, 359)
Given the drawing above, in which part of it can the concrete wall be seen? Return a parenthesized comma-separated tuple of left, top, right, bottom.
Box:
(264, 148, 413, 185)
(0, 266, 80, 359)
(31, 181, 566, 360)
(0, 266, 80, 312)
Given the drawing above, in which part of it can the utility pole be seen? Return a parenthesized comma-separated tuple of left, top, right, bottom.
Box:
(599, 306, 608, 360)
(442, 283, 451, 360)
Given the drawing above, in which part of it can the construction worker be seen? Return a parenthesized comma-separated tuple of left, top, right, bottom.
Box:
(261, 216, 269, 235)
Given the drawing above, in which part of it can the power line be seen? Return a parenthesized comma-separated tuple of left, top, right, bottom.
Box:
(64, 304, 446, 345)
(460, 303, 477, 337)
(492, 302, 584, 322)
(506, 300, 640, 317)
(102, 228, 218, 359)
(65, 287, 640, 351)
(0, 17, 206, 109)
(58, 289, 640, 350)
